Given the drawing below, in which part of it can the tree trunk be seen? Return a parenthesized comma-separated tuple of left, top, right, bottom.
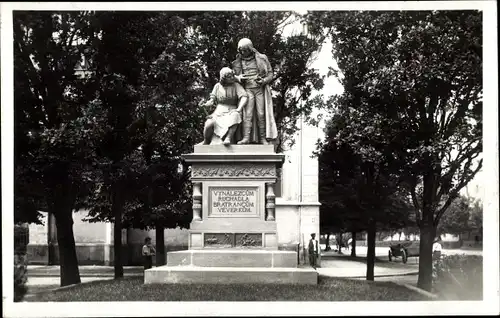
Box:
(351, 231, 357, 257)
(155, 222, 165, 266)
(113, 189, 124, 279)
(417, 221, 435, 291)
(366, 220, 376, 281)
(417, 169, 438, 291)
(54, 210, 81, 286)
(47, 212, 57, 265)
(337, 232, 342, 253)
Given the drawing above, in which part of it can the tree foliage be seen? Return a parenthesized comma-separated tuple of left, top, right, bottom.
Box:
(318, 112, 414, 275)
(14, 11, 104, 286)
(469, 199, 483, 233)
(438, 195, 483, 236)
(79, 12, 205, 226)
(308, 10, 482, 291)
(318, 106, 414, 231)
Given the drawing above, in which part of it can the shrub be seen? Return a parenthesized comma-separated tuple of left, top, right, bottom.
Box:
(14, 224, 29, 302)
(14, 254, 29, 302)
(432, 254, 483, 300)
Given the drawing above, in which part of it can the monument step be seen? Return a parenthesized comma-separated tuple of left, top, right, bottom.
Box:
(167, 250, 297, 268)
(144, 266, 318, 285)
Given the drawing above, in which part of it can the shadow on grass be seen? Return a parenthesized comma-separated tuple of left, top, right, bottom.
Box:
(26, 275, 430, 302)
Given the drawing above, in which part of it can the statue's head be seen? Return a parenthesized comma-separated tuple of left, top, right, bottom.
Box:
(238, 38, 255, 58)
(219, 67, 236, 85)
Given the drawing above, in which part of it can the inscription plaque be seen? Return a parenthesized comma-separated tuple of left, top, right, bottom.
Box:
(209, 187, 259, 217)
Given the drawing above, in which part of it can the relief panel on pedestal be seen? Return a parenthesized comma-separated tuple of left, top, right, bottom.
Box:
(203, 233, 263, 248)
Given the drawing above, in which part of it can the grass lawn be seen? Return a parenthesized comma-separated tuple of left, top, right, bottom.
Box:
(26, 275, 429, 302)
(26, 285, 59, 294)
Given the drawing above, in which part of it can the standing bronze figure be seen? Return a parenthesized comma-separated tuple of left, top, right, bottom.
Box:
(232, 38, 278, 145)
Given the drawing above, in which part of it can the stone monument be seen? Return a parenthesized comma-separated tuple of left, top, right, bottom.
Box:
(144, 39, 317, 285)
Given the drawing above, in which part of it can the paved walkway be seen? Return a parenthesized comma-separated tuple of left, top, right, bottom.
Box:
(318, 250, 419, 278)
(27, 265, 143, 277)
(317, 260, 418, 278)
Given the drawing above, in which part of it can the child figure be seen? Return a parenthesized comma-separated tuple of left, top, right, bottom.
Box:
(142, 237, 156, 270)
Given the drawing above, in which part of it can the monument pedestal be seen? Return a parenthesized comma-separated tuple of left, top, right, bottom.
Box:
(144, 145, 317, 285)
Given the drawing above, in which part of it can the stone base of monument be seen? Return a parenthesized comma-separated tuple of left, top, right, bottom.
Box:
(144, 266, 317, 285)
(166, 249, 297, 267)
(144, 250, 317, 285)
(144, 144, 317, 285)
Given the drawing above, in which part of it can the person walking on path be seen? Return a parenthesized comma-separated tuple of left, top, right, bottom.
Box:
(142, 237, 156, 270)
(432, 237, 443, 260)
(308, 233, 319, 269)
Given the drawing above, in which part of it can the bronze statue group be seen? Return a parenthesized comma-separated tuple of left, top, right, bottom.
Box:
(199, 38, 278, 146)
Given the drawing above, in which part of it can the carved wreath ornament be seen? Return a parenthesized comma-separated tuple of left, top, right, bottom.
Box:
(192, 165, 275, 178)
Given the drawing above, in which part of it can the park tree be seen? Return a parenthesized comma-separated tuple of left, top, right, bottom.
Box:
(14, 11, 102, 286)
(307, 10, 482, 291)
(131, 30, 204, 264)
(89, 11, 149, 278)
(80, 11, 205, 276)
(437, 195, 473, 239)
(14, 174, 45, 225)
(84, 22, 204, 266)
(317, 113, 413, 279)
(469, 199, 483, 236)
(318, 116, 365, 255)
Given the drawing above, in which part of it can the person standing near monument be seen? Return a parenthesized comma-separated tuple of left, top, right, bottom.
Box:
(308, 233, 319, 269)
(232, 38, 278, 145)
(432, 237, 443, 260)
(142, 237, 156, 270)
(199, 67, 248, 145)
